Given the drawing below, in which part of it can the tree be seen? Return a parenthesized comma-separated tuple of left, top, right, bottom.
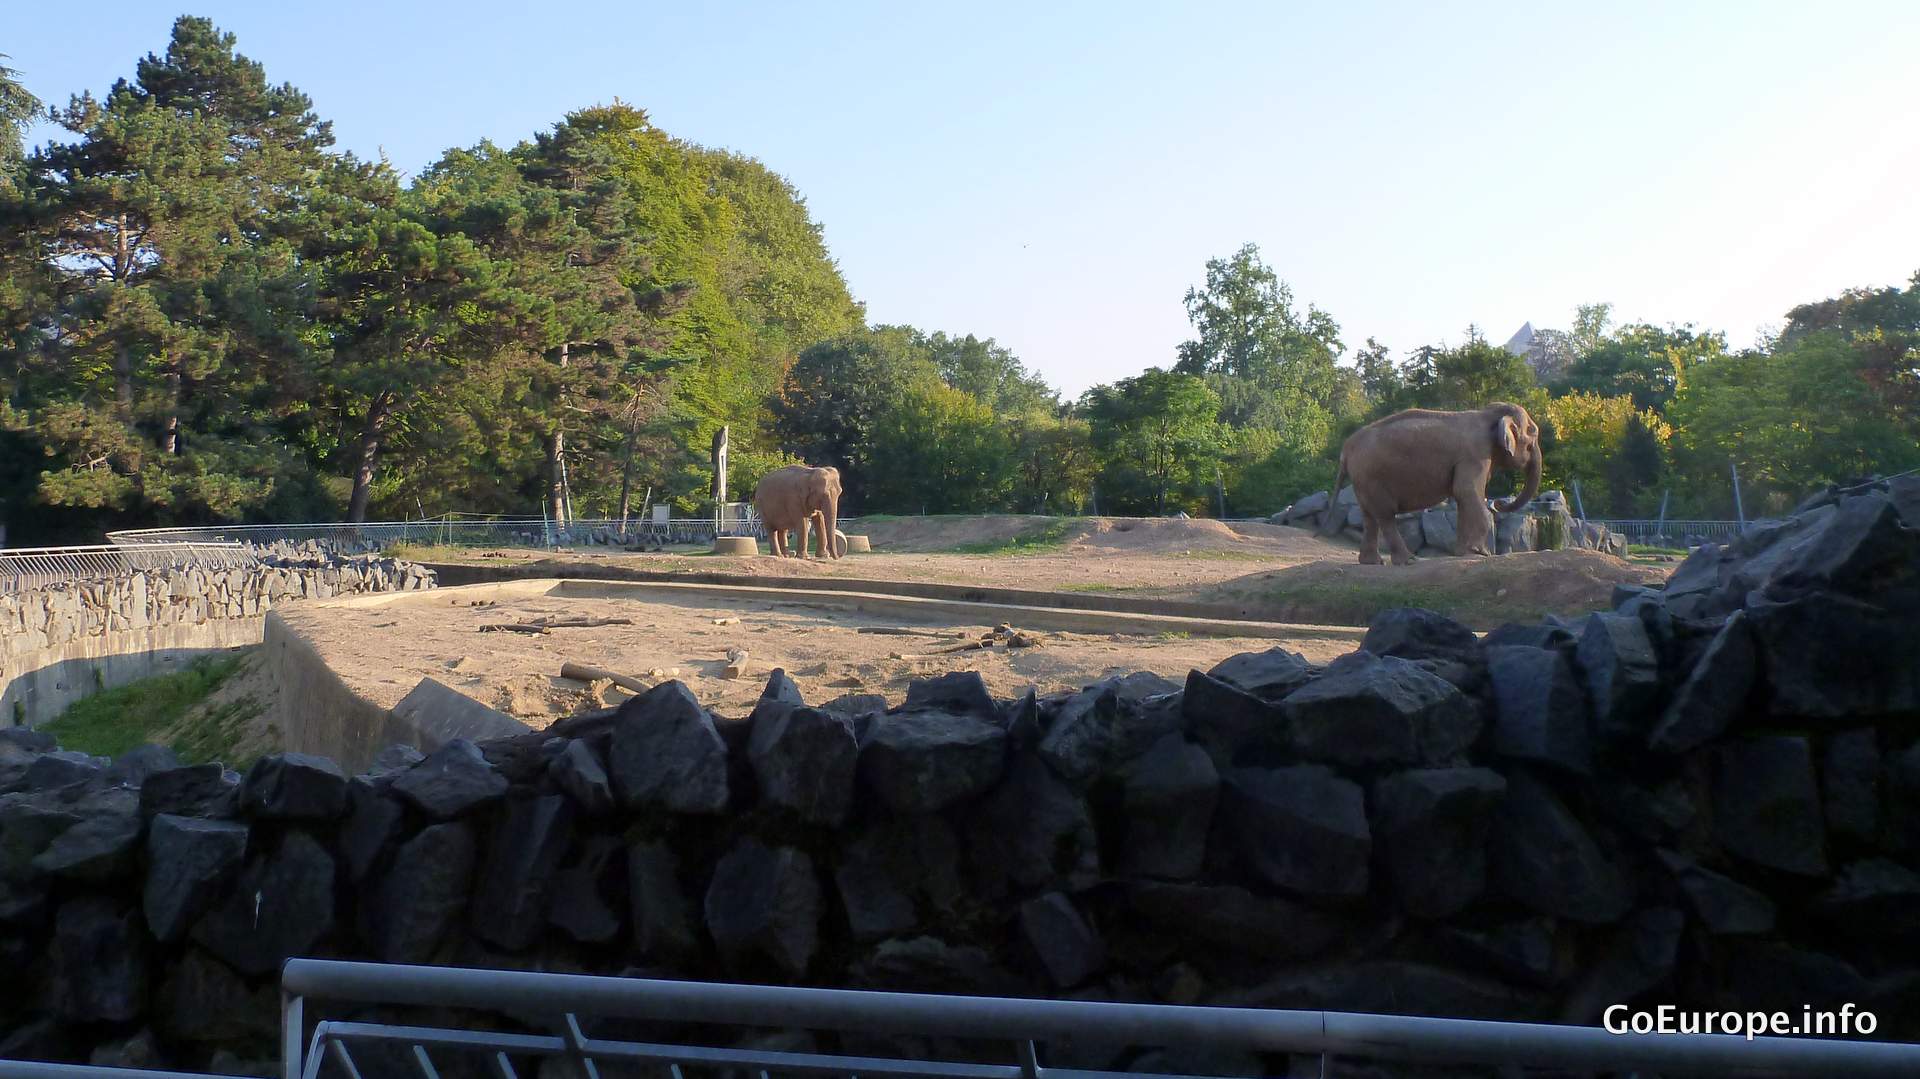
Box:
(922, 331, 1056, 414)
(1084, 369, 1224, 515)
(1543, 391, 1671, 515)
(1561, 323, 1725, 414)
(1399, 330, 1539, 412)
(1004, 409, 1094, 514)
(773, 326, 937, 511)
(866, 377, 1010, 513)
(1354, 336, 1401, 405)
(1173, 243, 1342, 443)
(1, 54, 41, 183)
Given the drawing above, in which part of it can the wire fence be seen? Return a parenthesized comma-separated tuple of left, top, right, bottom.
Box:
(1596, 519, 1746, 545)
(0, 542, 254, 595)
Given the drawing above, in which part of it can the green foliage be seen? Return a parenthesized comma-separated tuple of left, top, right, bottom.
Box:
(0, 54, 40, 182)
(41, 652, 257, 764)
(867, 377, 1011, 514)
(1084, 369, 1225, 515)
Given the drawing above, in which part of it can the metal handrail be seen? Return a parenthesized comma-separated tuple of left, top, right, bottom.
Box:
(277, 959, 1920, 1079)
(0, 541, 253, 593)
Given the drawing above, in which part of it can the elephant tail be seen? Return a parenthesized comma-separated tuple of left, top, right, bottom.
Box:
(1318, 453, 1348, 536)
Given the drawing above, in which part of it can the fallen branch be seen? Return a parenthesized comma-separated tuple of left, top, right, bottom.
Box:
(724, 648, 751, 680)
(558, 661, 651, 696)
(855, 627, 963, 638)
(479, 622, 550, 635)
(479, 616, 634, 634)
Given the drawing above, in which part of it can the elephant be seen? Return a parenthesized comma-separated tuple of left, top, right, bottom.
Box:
(753, 465, 843, 559)
(1321, 402, 1543, 565)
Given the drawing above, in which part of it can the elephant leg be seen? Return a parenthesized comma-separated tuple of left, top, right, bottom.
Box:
(769, 527, 785, 557)
(1453, 471, 1493, 556)
(1358, 508, 1384, 565)
(1364, 493, 1416, 566)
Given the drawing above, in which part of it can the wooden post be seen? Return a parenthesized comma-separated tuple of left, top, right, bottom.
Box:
(1571, 479, 1587, 521)
(1731, 463, 1746, 527)
(1655, 489, 1670, 544)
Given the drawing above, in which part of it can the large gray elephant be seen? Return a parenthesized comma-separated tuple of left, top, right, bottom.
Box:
(1321, 402, 1543, 565)
(753, 465, 843, 559)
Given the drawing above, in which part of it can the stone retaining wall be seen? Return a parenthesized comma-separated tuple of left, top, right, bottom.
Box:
(1, 556, 435, 726)
(1274, 488, 1627, 557)
(1, 477, 1916, 1073)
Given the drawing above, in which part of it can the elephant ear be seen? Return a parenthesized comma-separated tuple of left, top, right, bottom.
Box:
(1496, 415, 1520, 459)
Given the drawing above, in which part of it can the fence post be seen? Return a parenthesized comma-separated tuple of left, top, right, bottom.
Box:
(1656, 489, 1670, 545)
(1731, 463, 1746, 527)
(1571, 480, 1587, 521)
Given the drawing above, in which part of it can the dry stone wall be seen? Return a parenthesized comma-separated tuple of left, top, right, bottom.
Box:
(1, 478, 1917, 1074)
(2, 554, 435, 725)
(1274, 487, 1627, 557)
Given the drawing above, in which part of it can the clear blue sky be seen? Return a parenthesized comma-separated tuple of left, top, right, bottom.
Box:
(9, 2, 1918, 396)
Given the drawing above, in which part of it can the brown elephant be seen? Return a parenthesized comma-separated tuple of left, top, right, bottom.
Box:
(1322, 402, 1543, 565)
(753, 465, 843, 559)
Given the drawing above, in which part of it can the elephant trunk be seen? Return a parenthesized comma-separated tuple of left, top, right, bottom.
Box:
(1501, 445, 1542, 515)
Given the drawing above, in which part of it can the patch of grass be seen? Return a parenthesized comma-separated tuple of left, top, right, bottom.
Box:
(42, 653, 252, 763)
(1629, 543, 1688, 557)
(949, 518, 1073, 555)
(1155, 629, 1193, 640)
(1173, 548, 1278, 562)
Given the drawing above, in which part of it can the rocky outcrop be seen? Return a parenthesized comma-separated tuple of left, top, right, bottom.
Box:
(1, 476, 1916, 1070)
(1272, 488, 1627, 557)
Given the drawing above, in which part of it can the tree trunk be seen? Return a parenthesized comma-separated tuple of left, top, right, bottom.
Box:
(161, 370, 181, 455)
(113, 345, 133, 412)
(346, 395, 390, 523)
(548, 342, 569, 528)
(617, 414, 638, 525)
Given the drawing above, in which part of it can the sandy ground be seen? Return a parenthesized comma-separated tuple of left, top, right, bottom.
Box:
(281, 589, 1354, 728)
(417, 516, 1661, 629)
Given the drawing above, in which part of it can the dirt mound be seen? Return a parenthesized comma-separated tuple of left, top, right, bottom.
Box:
(1198, 548, 1666, 630)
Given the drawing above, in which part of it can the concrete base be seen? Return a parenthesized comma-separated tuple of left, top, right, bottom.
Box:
(845, 534, 872, 553)
(712, 536, 758, 556)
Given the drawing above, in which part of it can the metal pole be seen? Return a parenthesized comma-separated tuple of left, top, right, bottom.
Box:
(1571, 479, 1587, 521)
(1731, 462, 1746, 527)
(1655, 489, 1669, 544)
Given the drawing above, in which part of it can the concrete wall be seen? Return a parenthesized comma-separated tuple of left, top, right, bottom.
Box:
(0, 557, 433, 727)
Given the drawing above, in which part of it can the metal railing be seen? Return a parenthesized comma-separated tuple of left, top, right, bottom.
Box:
(1597, 519, 1746, 545)
(0, 542, 253, 594)
(265, 959, 1920, 1079)
(108, 515, 769, 552)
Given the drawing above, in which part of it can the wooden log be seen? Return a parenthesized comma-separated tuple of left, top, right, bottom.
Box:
(558, 661, 651, 696)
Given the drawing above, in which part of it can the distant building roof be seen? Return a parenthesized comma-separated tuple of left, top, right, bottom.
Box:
(1503, 322, 1536, 355)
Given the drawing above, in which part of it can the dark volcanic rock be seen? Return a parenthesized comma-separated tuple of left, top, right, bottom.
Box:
(1661, 854, 1776, 935)
(1574, 613, 1662, 743)
(21, 750, 101, 790)
(1434, 918, 1563, 987)
(1715, 941, 1870, 1013)
(548, 836, 623, 945)
(157, 949, 277, 1044)
(53, 896, 147, 1023)
(470, 794, 575, 950)
(1221, 766, 1369, 898)
(1040, 680, 1183, 784)
(0, 790, 81, 878)
(547, 739, 615, 817)
(1362, 608, 1482, 667)
(1019, 892, 1106, 988)
(1648, 610, 1756, 753)
(1206, 647, 1314, 701)
(1481, 621, 1578, 655)
(903, 670, 998, 719)
(851, 936, 1020, 996)
(859, 710, 1006, 813)
(238, 752, 348, 821)
(1485, 645, 1591, 774)
(390, 739, 509, 820)
(33, 801, 143, 880)
(749, 706, 858, 826)
(138, 763, 238, 819)
(103, 744, 182, 788)
(1811, 859, 1920, 939)
(1127, 880, 1354, 961)
(1557, 906, 1683, 1023)
(1121, 734, 1218, 880)
(371, 822, 477, 963)
(338, 778, 405, 882)
(1371, 767, 1506, 918)
(705, 839, 821, 977)
(143, 814, 248, 942)
(1749, 592, 1920, 720)
(628, 840, 698, 964)
(1492, 771, 1631, 923)
(1181, 669, 1284, 770)
(608, 681, 732, 814)
(1822, 728, 1881, 844)
(1222, 960, 1542, 1021)
(191, 831, 336, 976)
(967, 753, 1098, 898)
(1279, 655, 1481, 767)
(833, 817, 963, 942)
(1714, 736, 1827, 876)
